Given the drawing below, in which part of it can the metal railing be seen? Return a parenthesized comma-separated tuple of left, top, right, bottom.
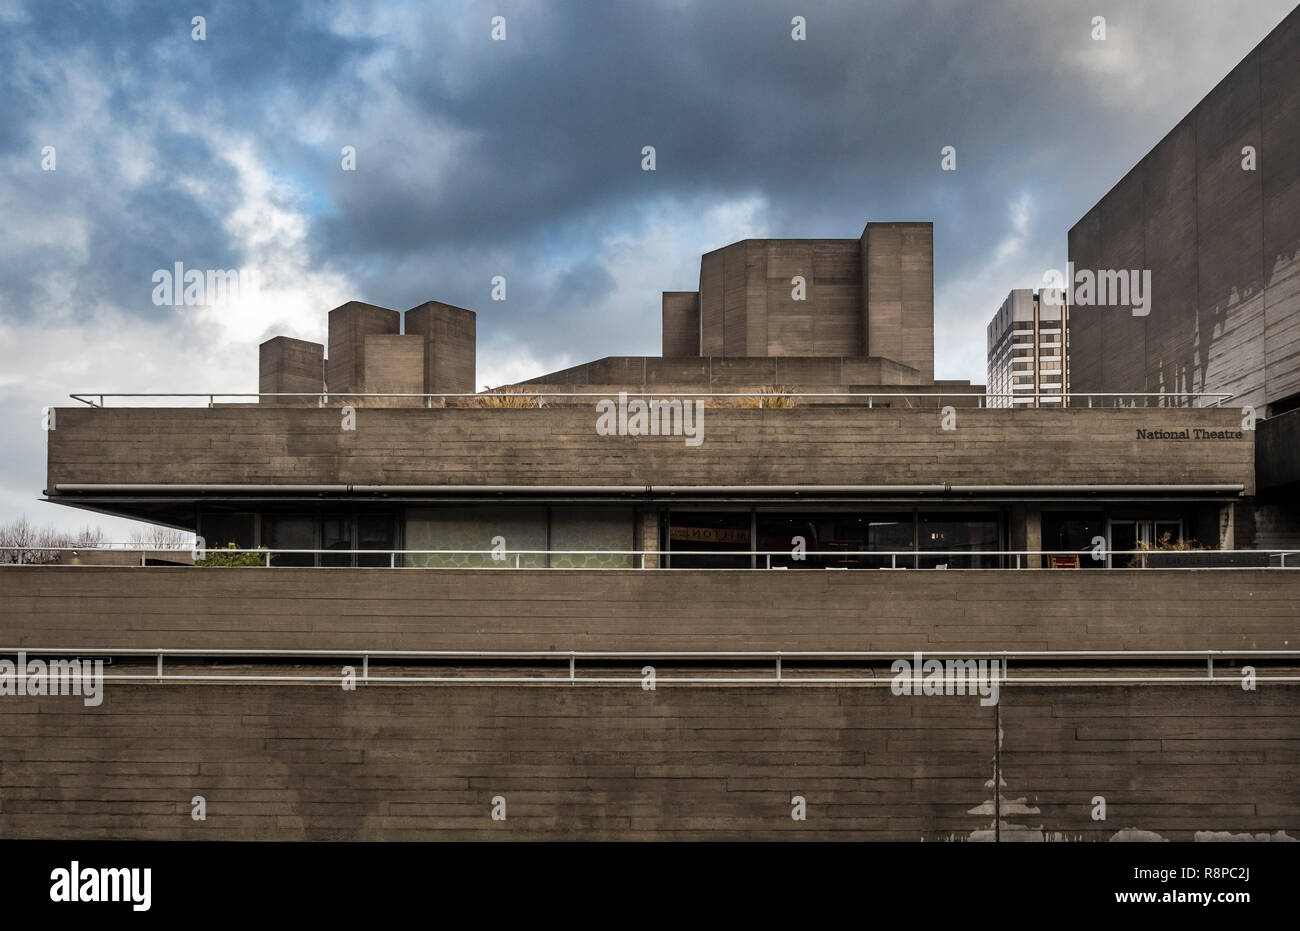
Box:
(4, 646, 1298, 687)
(66, 390, 1236, 409)
(3, 546, 1296, 568)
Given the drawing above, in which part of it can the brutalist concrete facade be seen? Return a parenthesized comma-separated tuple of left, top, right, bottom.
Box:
(325, 301, 400, 394)
(259, 299, 477, 399)
(1066, 6, 1300, 547)
(676, 223, 934, 382)
(1067, 6, 1299, 416)
(258, 336, 325, 397)
(405, 300, 477, 395)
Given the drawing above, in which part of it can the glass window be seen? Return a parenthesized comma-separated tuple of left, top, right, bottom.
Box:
(356, 514, 398, 568)
(1108, 518, 1185, 567)
(550, 508, 634, 568)
(917, 513, 1000, 568)
(757, 514, 850, 568)
(321, 516, 352, 567)
(1041, 512, 1104, 568)
(754, 513, 915, 569)
(199, 511, 255, 550)
(262, 514, 316, 567)
(405, 507, 546, 568)
(668, 512, 750, 568)
(1153, 520, 1183, 546)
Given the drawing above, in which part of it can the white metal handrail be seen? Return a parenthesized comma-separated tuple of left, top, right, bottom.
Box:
(66, 390, 1235, 409)
(5, 647, 1296, 688)
(9, 647, 1298, 658)
(2, 546, 1295, 568)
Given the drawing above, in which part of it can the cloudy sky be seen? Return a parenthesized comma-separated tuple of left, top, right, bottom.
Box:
(0, 0, 1294, 537)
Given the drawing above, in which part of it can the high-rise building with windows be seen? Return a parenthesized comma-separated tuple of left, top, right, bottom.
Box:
(986, 289, 1068, 408)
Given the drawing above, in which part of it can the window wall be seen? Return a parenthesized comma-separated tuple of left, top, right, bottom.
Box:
(670, 508, 1004, 569)
(1041, 511, 1105, 568)
(196, 509, 400, 567)
(916, 513, 1001, 568)
(549, 508, 637, 568)
(404, 506, 635, 568)
(755, 514, 914, 568)
(405, 507, 547, 567)
(194, 503, 1217, 570)
(667, 512, 751, 569)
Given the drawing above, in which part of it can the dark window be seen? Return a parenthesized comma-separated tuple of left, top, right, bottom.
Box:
(1041, 512, 1105, 568)
(199, 512, 256, 550)
(668, 512, 750, 568)
(1267, 391, 1300, 418)
(756, 514, 913, 568)
(321, 516, 353, 567)
(262, 514, 316, 567)
(356, 514, 398, 567)
(917, 513, 1000, 568)
(313, 513, 399, 567)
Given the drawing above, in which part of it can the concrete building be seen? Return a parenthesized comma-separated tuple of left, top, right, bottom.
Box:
(7, 218, 1299, 842)
(666, 223, 935, 382)
(262, 299, 477, 403)
(523, 222, 971, 402)
(1066, 5, 1300, 547)
(986, 290, 1069, 408)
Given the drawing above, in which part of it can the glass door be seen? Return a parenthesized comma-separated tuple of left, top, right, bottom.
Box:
(1106, 519, 1183, 567)
(317, 513, 399, 566)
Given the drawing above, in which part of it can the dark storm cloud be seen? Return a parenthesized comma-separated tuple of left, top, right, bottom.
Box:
(0, 0, 373, 319)
(2, 0, 1297, 353)
(316, 0, 1056, 257)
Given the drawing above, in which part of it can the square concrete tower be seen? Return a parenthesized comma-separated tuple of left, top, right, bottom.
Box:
(861, 222, 934, 383)
(696, 239, 865, 358)
(405, 301, 477, 394)
(662, 292, 701, 356)
(259, 336, 325, 400)
(327, 301, 400, 393)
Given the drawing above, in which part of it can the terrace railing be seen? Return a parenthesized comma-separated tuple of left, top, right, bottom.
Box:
(65, 391, 1237, 409)
(3, 546, 1296, 568)
(2, 646, 1297, 688)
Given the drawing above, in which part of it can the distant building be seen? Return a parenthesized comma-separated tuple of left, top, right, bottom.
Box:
(986, 290, 1068, 408)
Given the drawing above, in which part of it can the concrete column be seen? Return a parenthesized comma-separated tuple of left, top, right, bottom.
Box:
(1009, 504, 1042, 568)
(1024, 505, 1042, 568)
(1219, 502, 1236, 550)
(405, 301, 477, 394)
(639, 509, 662, 568)
(326, 302, 400, 394)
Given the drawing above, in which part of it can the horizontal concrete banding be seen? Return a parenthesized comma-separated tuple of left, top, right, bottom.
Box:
(0, 684, 1293, 841)
(2, 566, 1295, 653)
(46, 407, 1256, 494)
